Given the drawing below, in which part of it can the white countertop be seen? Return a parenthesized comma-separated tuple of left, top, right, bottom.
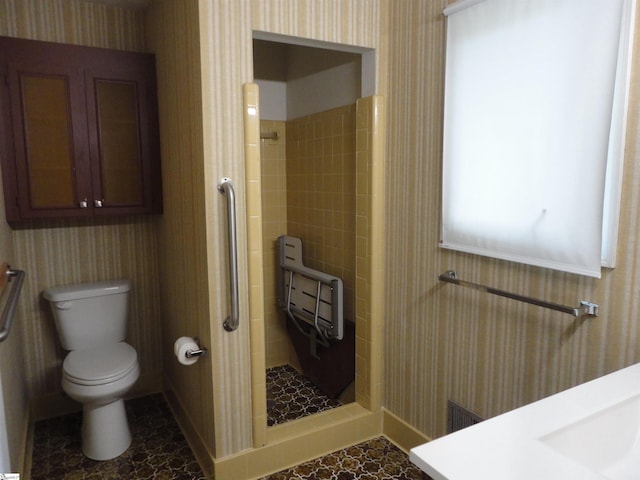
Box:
(410, 362, 640, 480)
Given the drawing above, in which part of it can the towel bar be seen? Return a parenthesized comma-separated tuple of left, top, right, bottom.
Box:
(439, 270, 598, 317)
(0, 266, 25, 342)
(260, 131, 279, 140)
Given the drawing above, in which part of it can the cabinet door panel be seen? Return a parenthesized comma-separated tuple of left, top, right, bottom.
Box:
(21, 74, 76, 208)
(7, 59, 91, 220)
(95, 80, 143, 205)
(86, 60, 161, 216)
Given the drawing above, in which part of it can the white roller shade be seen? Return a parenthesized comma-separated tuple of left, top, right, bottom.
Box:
(441, 0, 635, 278)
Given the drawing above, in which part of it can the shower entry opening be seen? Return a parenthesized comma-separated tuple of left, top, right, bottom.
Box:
(252, 32, 380, 430)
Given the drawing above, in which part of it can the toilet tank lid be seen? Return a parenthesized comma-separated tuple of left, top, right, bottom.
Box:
(43, 280, 131, 302)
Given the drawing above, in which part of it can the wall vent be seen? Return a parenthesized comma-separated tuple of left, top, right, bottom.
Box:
(447, 400, 484, 434)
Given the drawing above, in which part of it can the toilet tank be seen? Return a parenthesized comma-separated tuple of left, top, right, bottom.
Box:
(43, 280, 131, 350)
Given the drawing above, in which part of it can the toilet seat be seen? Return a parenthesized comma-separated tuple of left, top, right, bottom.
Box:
(63, 342, 138, 386)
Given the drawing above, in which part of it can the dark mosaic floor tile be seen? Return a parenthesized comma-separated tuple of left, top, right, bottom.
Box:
(30, 394, 206, 480)
(267, 364, 342, 426)
(260, 436, 427, 480)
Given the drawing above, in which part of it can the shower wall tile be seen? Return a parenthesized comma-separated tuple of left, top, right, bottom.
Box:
(353, 96, 386, 412)
(260, 120, 291, 369)
(355, 98, 372, 410)
(245, 84, 268, 449)
(0, 0, 162, 413)
(368, 96, 386, 413)
(286, 105, 357, 323)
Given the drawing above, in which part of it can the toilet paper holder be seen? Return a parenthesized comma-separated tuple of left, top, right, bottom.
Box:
(185, 337, 208, 359)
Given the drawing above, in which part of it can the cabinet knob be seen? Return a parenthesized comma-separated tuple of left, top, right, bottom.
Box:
(79, 198, 88, 208)
(94, 199, 104, 208)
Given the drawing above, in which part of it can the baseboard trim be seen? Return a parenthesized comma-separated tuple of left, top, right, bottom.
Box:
(162, 377, 215, 479)
(382, 408, 431, 453)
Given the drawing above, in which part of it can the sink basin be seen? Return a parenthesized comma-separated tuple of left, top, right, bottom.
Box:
(540, 393, 640, 479)
(410, 362, 640, 480)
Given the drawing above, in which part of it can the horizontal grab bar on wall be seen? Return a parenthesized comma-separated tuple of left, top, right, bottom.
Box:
(218, 177, 240, 332)
(438, 270, 599, 317)
(0, 266, 25, 342)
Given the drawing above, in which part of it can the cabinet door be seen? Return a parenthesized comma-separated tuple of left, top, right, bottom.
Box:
(7, 63, 92, 220)
(85, 61, 162, 216)
(0, 36, 162, 224)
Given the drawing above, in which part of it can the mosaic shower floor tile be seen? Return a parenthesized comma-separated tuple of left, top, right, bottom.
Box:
(30, 394, 205, 480)
(260, 436, 427, 480)
(267, 364, 342, 426)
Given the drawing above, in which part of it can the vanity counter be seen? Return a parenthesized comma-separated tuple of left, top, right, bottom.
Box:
(410, 362, 640, 480)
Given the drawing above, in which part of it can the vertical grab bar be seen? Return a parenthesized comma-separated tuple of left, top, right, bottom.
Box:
(218, 177, 239, 332)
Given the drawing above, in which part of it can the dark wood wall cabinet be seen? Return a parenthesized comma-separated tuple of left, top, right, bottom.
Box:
(0, 36, 162, 225)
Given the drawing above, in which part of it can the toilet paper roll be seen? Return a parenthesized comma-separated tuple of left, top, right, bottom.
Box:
(174, 336, 193, 356)
(174, 337, 199, 366)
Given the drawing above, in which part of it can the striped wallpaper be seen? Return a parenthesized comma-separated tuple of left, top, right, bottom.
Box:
(13, 218, 162, 402)
(5, 0, 636, 468)
(0, 0, 144, 50)
(146, 0, 218, 470)
(384, 0, 640, 439)
(196, 0, 388, 459)
(0, 0, 163, 416)
(197, 0, 255, 458)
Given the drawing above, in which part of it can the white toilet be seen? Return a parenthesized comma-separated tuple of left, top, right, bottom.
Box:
(43, 280, 140, 461)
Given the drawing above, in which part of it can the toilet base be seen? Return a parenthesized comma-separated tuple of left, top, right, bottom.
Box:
(82, 398, 132, 460)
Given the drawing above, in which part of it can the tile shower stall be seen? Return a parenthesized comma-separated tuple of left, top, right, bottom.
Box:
(261, 102, 367, 422)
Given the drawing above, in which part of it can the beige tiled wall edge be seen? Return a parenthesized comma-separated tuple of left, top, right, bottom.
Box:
(355, 95, 386, 411)
(244, 83, 269, 449)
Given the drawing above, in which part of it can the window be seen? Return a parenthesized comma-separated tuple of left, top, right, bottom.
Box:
(441, 0, 636, 278)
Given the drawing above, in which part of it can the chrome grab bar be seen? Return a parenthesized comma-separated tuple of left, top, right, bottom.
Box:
(0, 267, 25, 342)
(218, 177, 239, 332)
(439, 270, 598, 317)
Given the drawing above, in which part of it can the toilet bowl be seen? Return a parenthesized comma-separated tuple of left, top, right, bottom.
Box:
(43, 280, 139, 461)
(62, 342, 140, 460)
